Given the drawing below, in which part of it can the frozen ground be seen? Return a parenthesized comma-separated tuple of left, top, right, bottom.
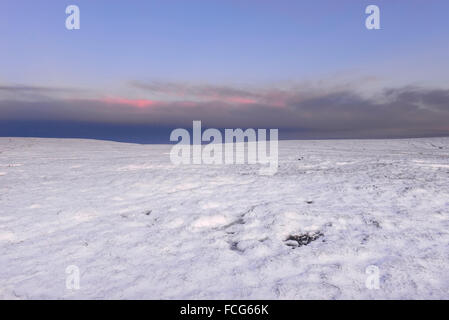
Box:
(0, 137, 449, 299)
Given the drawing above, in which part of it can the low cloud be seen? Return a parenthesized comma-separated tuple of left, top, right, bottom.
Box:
(1, 82, 449, 140)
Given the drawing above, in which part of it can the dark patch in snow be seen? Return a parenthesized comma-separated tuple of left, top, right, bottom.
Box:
(144, 210, 152, 216)
(370, 220, 381, 228)
(223, 205, 258, 230)
(230, 241, 244, 253)
(243, 205, 257, 216)
(223, 217, 245, 229)
(430, 143, 443, 150)
(364, 217, 381, 228)
(306, 200, 314, 204)
(361, 235, 369, 244)
(285, 231, 323, 248)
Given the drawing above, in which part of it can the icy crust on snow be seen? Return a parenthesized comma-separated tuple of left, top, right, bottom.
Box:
(0, 137, 449, 299)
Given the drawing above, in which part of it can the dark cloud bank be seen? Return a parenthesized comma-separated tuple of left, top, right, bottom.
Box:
(1, 84, 448, 143)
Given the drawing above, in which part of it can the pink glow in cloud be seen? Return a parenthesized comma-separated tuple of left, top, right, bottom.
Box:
(223, 97, 258, 104)
(99, 96, 260, 108)
(100, 97, 159, 108)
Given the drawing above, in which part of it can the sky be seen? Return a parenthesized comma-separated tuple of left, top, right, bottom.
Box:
(1, 0, 449, 142)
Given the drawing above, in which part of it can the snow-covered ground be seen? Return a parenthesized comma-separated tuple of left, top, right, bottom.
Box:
(0, 137, 448, 299)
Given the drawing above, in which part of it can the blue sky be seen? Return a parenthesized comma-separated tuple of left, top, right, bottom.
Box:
(1, 0, 449, 140)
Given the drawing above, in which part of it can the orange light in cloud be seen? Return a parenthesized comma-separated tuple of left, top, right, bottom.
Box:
(97, 95, 286, 109)
(225, 97, 258, 105)
(101, 97, 158, 108)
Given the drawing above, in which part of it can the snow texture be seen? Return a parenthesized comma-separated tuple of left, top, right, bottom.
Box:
(0, 137, 449, 299)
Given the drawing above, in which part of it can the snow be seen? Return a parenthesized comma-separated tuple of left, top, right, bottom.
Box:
(0, 137, 449, 299)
